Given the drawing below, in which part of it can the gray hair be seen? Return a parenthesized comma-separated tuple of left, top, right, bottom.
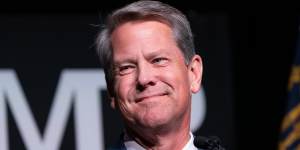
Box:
(95, 0, 195, 96)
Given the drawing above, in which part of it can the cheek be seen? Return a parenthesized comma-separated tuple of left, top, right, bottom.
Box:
(114, 76, 137, 122)
(115, 75, 136, 100)
(162, 66, 191, 104)
(161, 65, 190, 88)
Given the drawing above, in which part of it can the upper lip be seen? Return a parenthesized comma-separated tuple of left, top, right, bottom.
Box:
(135, 92, 167, 103)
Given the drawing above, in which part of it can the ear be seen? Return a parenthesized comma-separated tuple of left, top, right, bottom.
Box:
(188, 55, 203, 93)
(110, 97, 116, 109)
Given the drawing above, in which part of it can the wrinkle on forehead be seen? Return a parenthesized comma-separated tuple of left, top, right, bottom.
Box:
(111, 20, 180, 63)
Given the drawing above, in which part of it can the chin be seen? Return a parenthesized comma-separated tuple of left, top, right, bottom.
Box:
(138, 112, 173, 129)
(134, 101, 179, 129)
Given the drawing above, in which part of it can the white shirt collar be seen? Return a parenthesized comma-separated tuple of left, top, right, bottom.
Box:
(124, 132, 198, 150)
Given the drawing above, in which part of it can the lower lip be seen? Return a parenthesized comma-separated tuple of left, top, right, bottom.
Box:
(136, 94, 167, 103)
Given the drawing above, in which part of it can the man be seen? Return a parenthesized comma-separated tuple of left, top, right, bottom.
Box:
(96, 1, 223, 149)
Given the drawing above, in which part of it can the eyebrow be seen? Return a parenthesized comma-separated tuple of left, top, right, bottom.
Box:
(113, 58, 135, 67)
(144, 49, 171, 60)
(113, 49, 172, 65)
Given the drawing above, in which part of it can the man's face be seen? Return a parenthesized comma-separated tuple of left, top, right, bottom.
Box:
(110, 20, 201, 129)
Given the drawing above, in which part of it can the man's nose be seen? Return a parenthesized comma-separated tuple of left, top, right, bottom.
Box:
(137, 63, 156, 90)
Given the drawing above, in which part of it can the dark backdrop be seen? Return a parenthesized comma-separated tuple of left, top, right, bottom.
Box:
(0, 1, 298, 150)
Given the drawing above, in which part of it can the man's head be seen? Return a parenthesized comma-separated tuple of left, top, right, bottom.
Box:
(96, 0, 196, 96)
(96, 0, 202, 133)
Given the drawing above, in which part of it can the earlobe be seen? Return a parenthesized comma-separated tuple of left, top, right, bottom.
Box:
(188, 55, 203, 93)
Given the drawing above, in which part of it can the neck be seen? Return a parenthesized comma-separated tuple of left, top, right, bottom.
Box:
(125, 113, 191, 150)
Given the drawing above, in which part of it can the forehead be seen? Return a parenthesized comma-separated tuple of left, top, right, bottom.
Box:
(111, 20, 182, 60)
(111, 20, 174, 43)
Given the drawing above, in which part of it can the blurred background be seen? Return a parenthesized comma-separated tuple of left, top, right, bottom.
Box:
(0, 1, 298, 150)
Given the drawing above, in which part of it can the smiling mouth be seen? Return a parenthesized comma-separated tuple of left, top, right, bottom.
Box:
(135, 93, 168, 103)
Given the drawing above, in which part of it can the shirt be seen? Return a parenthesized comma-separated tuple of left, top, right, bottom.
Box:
(124, 132, 199, 150)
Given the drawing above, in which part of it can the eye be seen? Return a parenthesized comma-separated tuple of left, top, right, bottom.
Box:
(152, 57, 168, 66)
(118, 65, 135, 75)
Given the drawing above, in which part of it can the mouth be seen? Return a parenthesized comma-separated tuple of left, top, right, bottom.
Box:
(135, 93, 168, 103)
